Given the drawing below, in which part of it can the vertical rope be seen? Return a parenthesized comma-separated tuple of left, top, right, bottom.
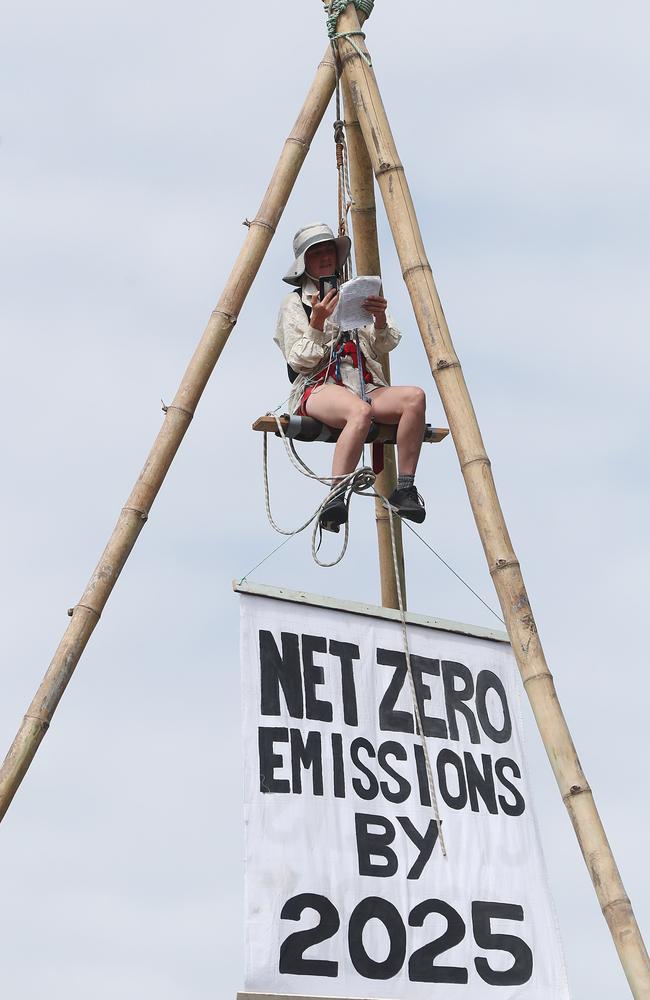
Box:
(330, 0, 356, 283)
(385, 500, 447, 856)
(262, 416, 447, 854)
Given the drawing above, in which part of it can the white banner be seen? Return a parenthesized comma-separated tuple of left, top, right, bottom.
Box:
(240, 591, 570, 999)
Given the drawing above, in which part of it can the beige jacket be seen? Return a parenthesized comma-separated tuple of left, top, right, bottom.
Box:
(274, 278, 401, 413)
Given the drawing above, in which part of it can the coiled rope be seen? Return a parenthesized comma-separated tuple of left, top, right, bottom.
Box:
(261, 413, 446, 854)
(263, 411, 376, 568)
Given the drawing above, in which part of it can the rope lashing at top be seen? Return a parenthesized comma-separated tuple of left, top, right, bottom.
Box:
(326, 0, 374, 68)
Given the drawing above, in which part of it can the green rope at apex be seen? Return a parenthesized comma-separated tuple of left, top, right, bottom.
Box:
(326, 0, 374, 67)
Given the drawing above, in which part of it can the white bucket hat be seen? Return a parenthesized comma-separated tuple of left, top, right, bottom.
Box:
(283, 222, 351, 286)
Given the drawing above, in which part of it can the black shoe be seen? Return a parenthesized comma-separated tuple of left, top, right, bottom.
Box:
(319, 494, 348, 534)
(387, 485, 426, 524)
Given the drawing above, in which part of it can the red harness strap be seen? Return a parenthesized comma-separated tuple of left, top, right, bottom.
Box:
(300, 337, 385, 474)
(339, 338, 373, 383)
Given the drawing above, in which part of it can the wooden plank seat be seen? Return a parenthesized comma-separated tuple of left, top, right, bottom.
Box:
(252, 414, 449, 445)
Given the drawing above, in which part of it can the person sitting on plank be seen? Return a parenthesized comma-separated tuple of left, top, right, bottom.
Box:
(274, 222, 427, 532)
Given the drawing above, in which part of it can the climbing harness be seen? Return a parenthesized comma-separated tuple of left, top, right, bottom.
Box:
(310, 332, 372, 399)
(288, 291, 371, 402)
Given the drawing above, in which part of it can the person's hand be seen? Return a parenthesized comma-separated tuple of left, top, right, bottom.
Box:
(364, 295, 388, 329)
(310, 289, 339, 332)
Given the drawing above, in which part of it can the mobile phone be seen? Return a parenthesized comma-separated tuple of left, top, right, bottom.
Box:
(319, 275, 338, 300)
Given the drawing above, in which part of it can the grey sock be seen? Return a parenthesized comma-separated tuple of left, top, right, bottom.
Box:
(398, 474, 415, 490)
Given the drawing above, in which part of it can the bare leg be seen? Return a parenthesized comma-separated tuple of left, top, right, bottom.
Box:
(368, 385, 426, 475)
(304, 384, 373, 479)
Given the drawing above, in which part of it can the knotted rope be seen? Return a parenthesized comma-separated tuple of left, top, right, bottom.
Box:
(326, 0, 374, 68)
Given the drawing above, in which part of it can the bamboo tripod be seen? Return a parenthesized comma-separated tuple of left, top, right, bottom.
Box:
(1, 2, 649, 995)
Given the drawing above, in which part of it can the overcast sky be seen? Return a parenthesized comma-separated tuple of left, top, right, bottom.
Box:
(1, 1, 648, 997)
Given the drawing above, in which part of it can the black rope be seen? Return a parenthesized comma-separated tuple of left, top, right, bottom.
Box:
(401, 520, 506, 626)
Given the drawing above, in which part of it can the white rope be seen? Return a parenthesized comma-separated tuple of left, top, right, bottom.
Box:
(384, 498, 446, 856)
(264, 413, 375, 568)
(262, 413, 446, 853)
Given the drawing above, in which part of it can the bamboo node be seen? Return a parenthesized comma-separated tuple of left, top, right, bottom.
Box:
(250, 218, 276, 234)
(523, 671, 554, 689)
(68, 603, 102, 621)
(433, 359, 462, 381)
(339, 49, 364, 71)
(123, 506, 148, 522)
(490, 558, 520, 577)
(162, 403, 194, 422)
(563, 783, 592, 802)
(211, 307, 238, 326)
(602, 897, 632, 917)
(461, 455, 490, 472)
(376, 162, 404, 177)
(24, 713, 49, 732)
(403, 263, 432, 280)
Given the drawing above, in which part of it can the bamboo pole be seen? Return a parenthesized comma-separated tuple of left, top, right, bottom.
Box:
(341, 73, 407, 611)
(0, 42, 348, 823)
(332, 5, 650, 996)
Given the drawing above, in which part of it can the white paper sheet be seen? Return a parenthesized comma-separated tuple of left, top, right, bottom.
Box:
(334, 275, 382, 331)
